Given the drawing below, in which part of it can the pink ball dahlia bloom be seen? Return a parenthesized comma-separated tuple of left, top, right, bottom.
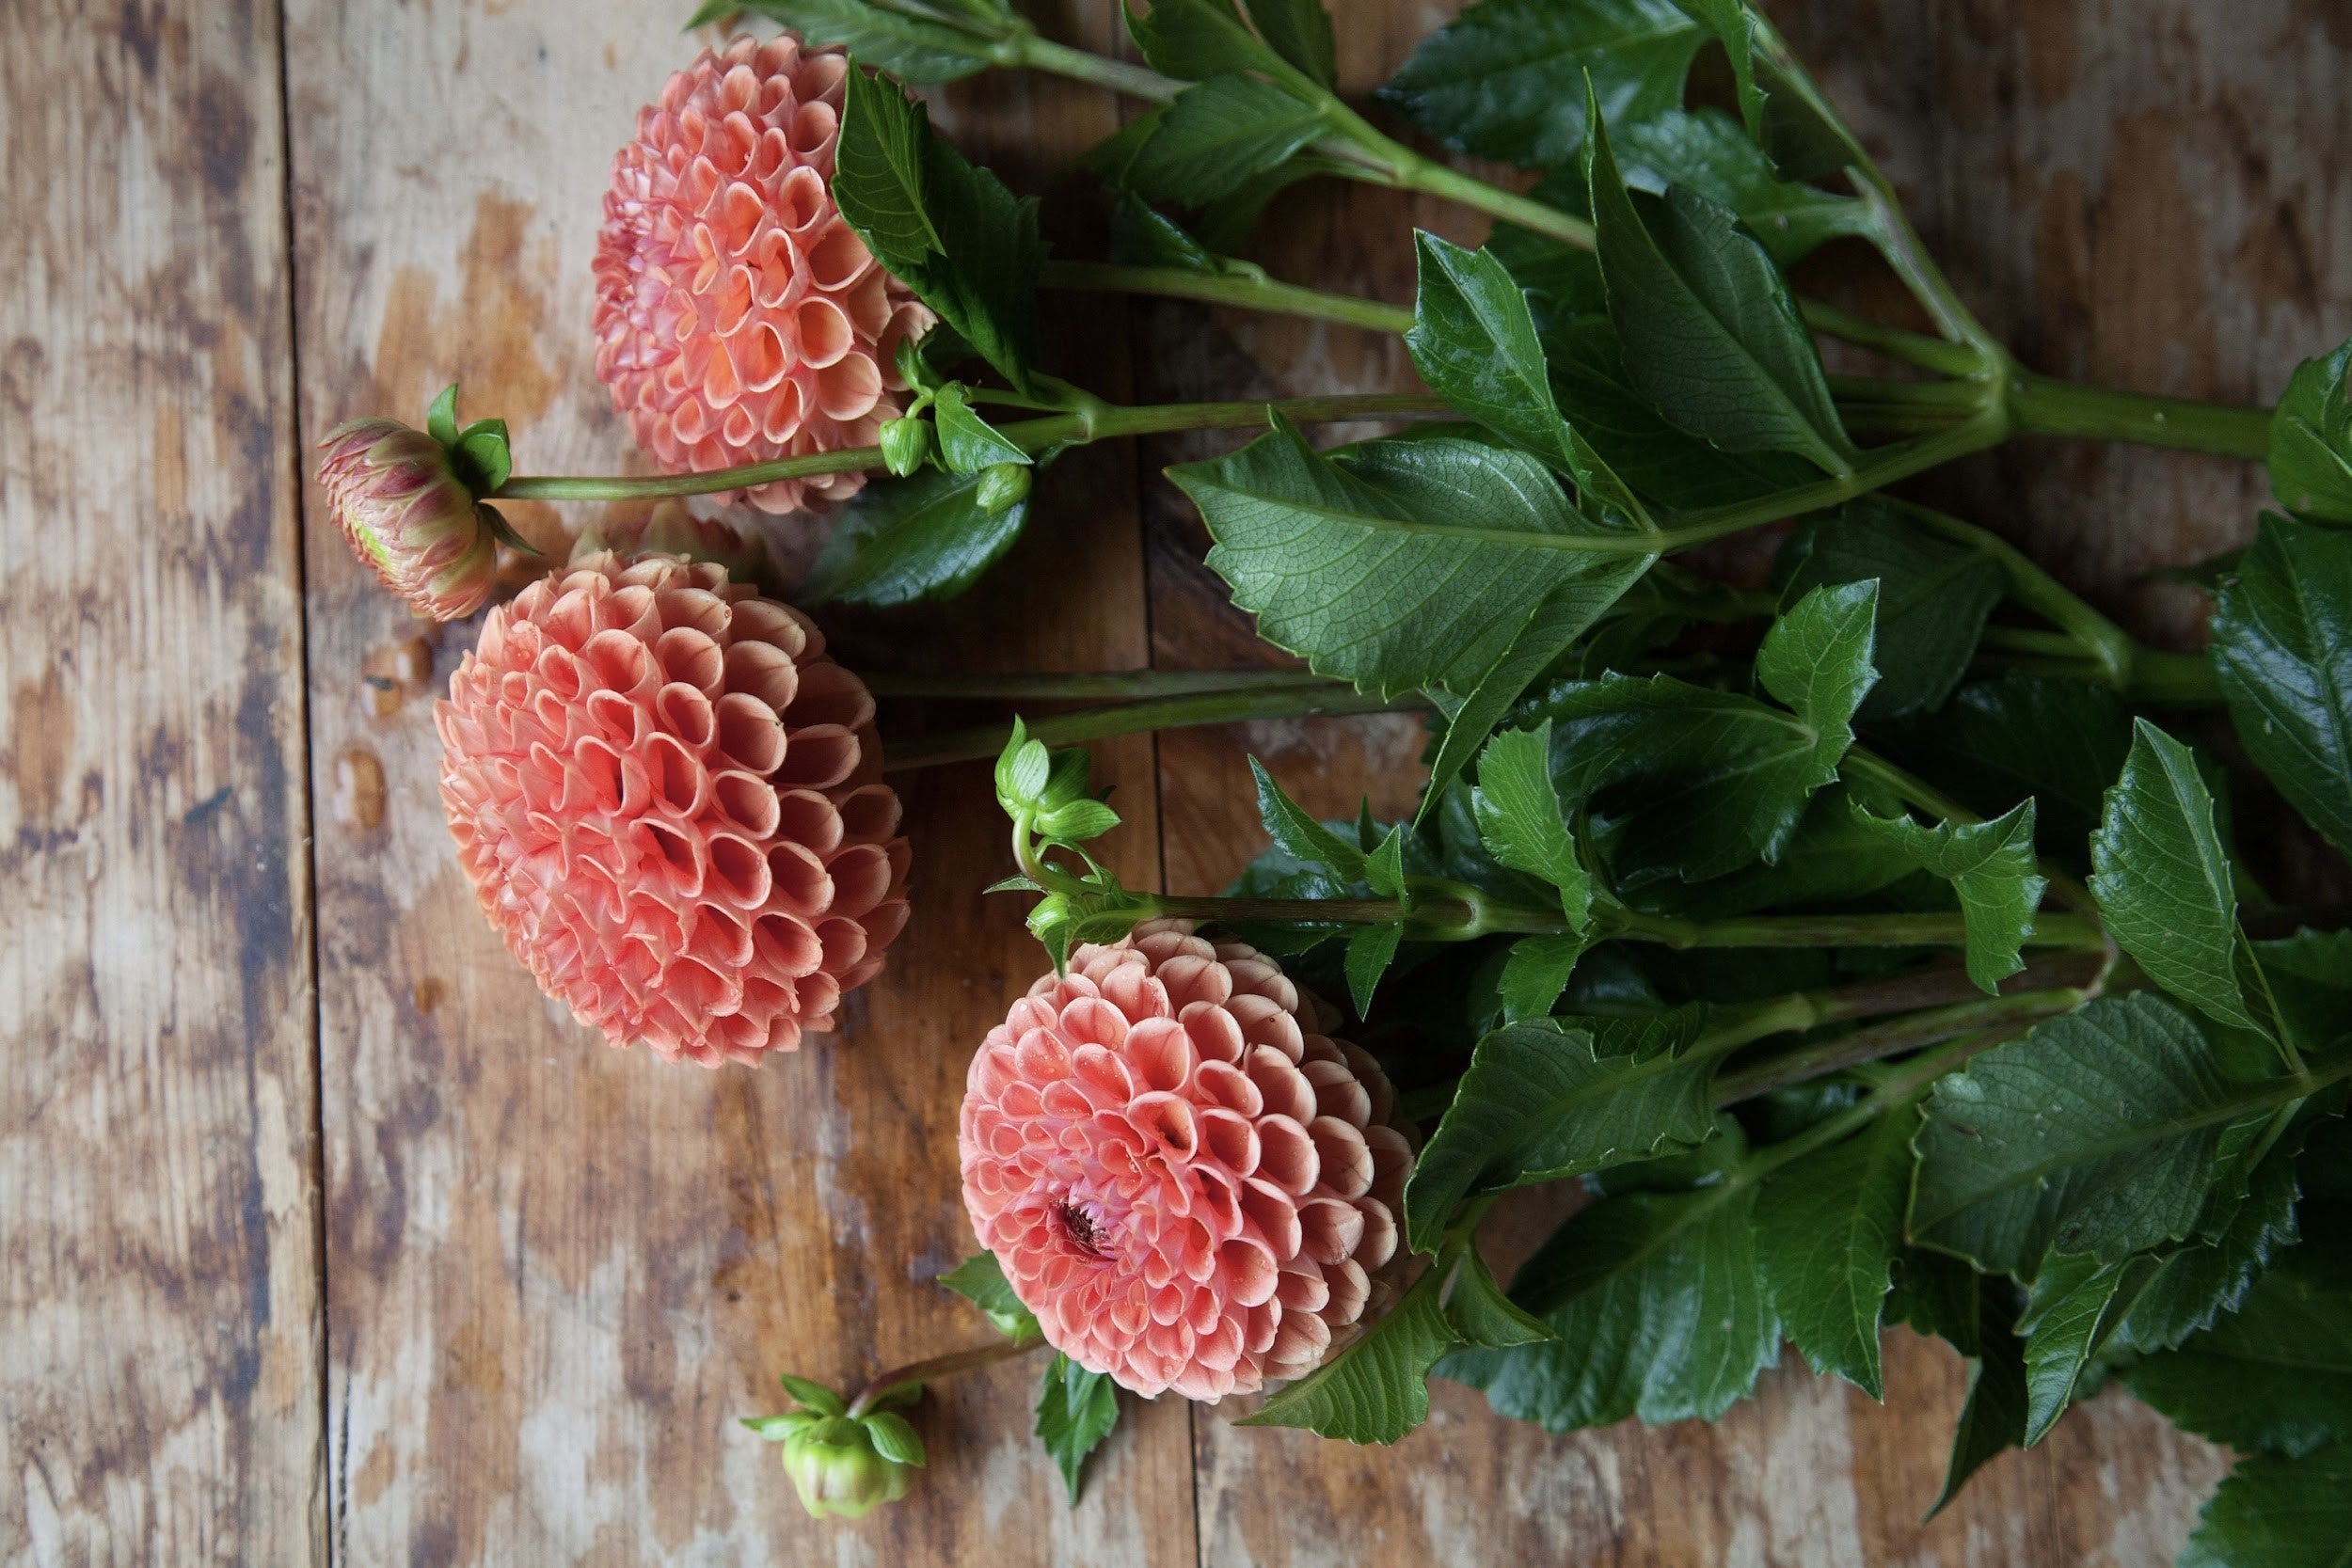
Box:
(594, 35, 936, 515)
(436, 550, 910, 1066)
(961, 921, 1415, 1401)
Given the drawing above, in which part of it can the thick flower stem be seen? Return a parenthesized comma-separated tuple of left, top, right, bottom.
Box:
(863, 668, 1341, 702)
(2008, 372, 2273, 460)
(846, 1338, 1045, 1419)
(882, 682, 1422, 771)
(1710, 986, 2090, 1105)
(1041, 260, 1417, 334)
(490, 392, 1452, 501)
(1610, 909, 2107, 954)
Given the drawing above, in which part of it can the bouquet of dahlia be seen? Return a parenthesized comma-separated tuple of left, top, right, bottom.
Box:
(320, 0, 2352, 1557)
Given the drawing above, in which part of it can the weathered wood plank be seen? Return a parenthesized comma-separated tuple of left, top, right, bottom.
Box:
(1133, 0, 2314, 1561)
(282, 0, 1194, 1560)
(0, 0, 322, 1561)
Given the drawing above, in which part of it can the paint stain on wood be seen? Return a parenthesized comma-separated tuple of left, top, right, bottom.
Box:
(7, 665, 74, 821)
(331, 746, 387, 832)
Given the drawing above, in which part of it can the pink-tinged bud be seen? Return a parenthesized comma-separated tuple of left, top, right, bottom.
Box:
(316, 419, 499, 621)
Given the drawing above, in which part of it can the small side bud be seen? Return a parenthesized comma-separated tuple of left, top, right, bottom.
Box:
(975, 462, 1031, 515)
(316, 409, 499, 622)
(879, 416, 933, 478)
(778, 1415, 918, 1520)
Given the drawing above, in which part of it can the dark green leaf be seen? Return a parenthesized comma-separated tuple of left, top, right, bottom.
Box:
(2267, 339, 2352, 523)
(1406, 233, 1571, 469)
(1683, 0, 1868, 181)
(1909, 993, 2279, 1276)
(1496, 934, 1589, 1022)
(2116, 1131, 2304, 1353)
(1755, 579, 1880, 763)
(2213, 514, 2352, 849)
(1420, 580, 1635, 818)
(2259, 929, 2352, 1054)
(2122, 1248, 2352, 1458)
(835, 68, 1042, 388)
(1538, 315, 1819, 511)
(1403, 1010, 1714, 1251)
(1527, 673, 1843, 883)
(2090, 721, 2288, 1042)
(1444, 1246, 1553, 1347)
(739, 0, 1016, 83)
(930, 383, 1030, 472)
(1124, 0, 1285, 82)
(1586, 103, 1855, 474)
(2177, 1443, 2352, 1568)
(1931, 1280, 2027, 1515)
(803, 467, 1028, 606)
(1850, 800, 2045, 993)
(1444, 1182, 1780, 1431)
(1034, 1354, 1120, 1505)
(1241, 1265, 1457, 1443)
(1471, 721, 1593, 928)
(1886, 676, 2133, 861)
(1107, 194, 1228, 273)
(1173, 420, 1652, 699)
(1755, 1106, 1915, 1400)
(1344, 922, 1405, 1017)
(1242, 0, 1334, 84)
(1631, 784, 1920, 919)
(1376, 0, 1705, 167)
(1780, 501, 2005, 719)
(2017, 1252, 2151, 1445)
(938, 1252, 1043, 1344)
(1606, 107, 1869, 266)
(1121, 74, 1327, 206)
(1251, 756, 1369, 881)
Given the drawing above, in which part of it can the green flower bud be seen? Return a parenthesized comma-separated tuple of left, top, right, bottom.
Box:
(779, 1416, 916, 1520)
(879, 416, 933, 478)
(975, 462, 1031, 515)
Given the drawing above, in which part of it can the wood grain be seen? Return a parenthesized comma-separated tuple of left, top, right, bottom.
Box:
(0, 0, 322, 1561)
(19, 0, 2344, 1560)
(280, 1, 1193, 1560)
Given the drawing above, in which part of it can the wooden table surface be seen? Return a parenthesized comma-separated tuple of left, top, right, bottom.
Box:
(7, 0, 2344, 1561)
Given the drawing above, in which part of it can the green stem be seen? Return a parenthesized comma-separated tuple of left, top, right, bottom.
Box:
(492, 392, 1453, 500)
(863, 668, 1339, 701)
(1611, 908, 2106, 954)
(1801, 301, 1984, 376)
(846, 1338, 1044, 1418)
(1711, 987, 2089, 1105)
(2008, 372, 2273, 460)
(1732, 1026, 2017, 1184)
(883, 682, 1421, 770)
(1892, 500, 2137, 686)
(1001, 33, 1180, 102)
(1041, 259, 1415, 334)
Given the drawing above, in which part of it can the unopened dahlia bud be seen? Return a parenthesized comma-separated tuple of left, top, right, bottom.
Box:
(960, 920, 1415, 1401)
(594, 35, 938, 515)
(435, 551, 910, 1066)
(316, 419, 500, 621)
(975, 462, 1030, 515)
(780, 1416, 916, 1519)
(878, 415, 932, 478)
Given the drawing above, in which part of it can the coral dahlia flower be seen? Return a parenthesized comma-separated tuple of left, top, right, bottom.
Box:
(436, 550, 910, 1066)
(594, 34, 936, 515)
(961, 921, 1414, 1401)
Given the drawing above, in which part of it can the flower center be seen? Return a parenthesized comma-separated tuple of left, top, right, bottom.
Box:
(1054, 1197, 1109, 1259)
